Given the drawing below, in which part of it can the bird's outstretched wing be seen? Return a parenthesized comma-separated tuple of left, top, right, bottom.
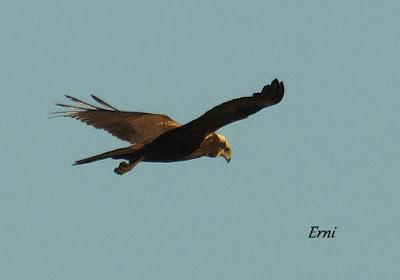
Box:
(52, 95, 180, 144)
(183, 79, 284, 134)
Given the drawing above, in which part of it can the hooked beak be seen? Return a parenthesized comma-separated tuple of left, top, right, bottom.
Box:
(223, 150, 231, 164)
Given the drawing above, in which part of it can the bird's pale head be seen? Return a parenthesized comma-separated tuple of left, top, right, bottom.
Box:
(216, 134, 231, 163)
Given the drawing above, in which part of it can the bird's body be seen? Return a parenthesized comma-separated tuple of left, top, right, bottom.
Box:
(53, 79, 284, 175)
(143, 132, 220, 162)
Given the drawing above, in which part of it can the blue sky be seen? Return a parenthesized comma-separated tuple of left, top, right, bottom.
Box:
(1, 1, 399, 279)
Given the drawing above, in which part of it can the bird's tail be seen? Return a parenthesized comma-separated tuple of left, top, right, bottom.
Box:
(74, 146, 139, 165)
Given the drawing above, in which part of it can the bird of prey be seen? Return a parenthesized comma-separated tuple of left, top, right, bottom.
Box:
(53, 79, 284, 175)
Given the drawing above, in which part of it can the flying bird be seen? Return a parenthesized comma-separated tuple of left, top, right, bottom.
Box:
(53, 79, 284, 175)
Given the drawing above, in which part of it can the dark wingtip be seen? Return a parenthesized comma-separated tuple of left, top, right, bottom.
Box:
(90, 94, 118, 111)
(253, 78, 284, 104)
(271, 79, 284, 104)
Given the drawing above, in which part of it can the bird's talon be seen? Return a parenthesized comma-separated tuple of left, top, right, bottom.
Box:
(114, 167, 124, 175)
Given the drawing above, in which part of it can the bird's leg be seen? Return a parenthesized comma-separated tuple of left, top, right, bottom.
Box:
(113, 157, 144, 175)
(114, 161, 134, 175)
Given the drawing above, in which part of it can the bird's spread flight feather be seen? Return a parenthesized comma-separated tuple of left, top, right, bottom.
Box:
(53, 95, 180, 144)
(180, 79, 284, 135)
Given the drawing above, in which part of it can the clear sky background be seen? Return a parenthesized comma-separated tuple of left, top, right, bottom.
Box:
(1, 1, 399, 279)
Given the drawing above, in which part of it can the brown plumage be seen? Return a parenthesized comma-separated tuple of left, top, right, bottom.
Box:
(53, 79, 284, 175)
